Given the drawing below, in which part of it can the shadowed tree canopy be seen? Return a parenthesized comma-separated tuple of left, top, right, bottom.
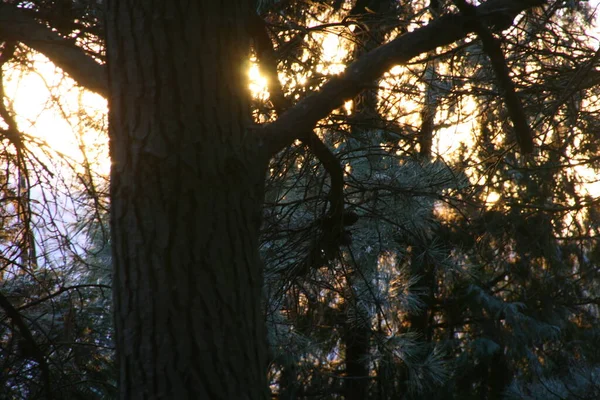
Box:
(0, 0, 599, 399)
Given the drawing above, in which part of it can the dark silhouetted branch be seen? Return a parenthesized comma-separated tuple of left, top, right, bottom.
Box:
(453, 0, 534, 153)
(260, 0, 545, 155)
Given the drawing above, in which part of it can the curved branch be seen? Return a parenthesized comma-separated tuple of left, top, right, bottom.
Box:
(260, 0, 545, 156)
(453, 0, 534, 153)
(251, 15, 344, 217)
(0, 3, 107, 97)
(252, 14, 347, 274)
(0, 0, 544, 157)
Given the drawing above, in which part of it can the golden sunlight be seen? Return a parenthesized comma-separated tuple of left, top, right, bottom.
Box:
(316, 32, 347, 75)
(249, 61, 270, 101)
(485, 191, 501, 206)
(5, 53, 109, 176)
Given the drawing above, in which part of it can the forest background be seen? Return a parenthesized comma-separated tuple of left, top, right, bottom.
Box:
(0, 0, 599, 399)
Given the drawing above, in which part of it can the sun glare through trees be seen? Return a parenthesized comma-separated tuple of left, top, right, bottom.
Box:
(1, 0, 600, 399)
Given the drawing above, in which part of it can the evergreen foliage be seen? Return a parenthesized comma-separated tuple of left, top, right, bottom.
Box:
(0, 0, 599, 398)
(258, 0, 600, 398)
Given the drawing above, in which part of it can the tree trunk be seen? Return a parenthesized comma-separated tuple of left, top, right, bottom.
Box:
(106, 1, 269, 398)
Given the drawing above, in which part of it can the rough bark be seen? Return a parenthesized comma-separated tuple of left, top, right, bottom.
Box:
(106, 1, 268, 398)
(0, 0, 544, 145)
(0, 0, 547, 397)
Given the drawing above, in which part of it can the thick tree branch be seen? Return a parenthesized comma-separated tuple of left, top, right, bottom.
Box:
(0, 0, 545, 158)
(260, 0, 545, 156)
(453, 0, 534, 153)
(251, 15, 344, 217)
(0, 3, 107, 97)
(252, 15, 352, 275)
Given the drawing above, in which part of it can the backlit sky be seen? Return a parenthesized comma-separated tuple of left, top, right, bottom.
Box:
(4, 2, 600, 199)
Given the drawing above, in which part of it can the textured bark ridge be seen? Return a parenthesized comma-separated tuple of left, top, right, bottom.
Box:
(106, 2, 268, 398)
(0, 0, 542, 396)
